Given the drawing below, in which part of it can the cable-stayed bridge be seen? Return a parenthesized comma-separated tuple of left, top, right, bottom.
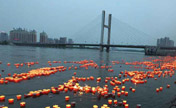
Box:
(14, 10, 176, 55)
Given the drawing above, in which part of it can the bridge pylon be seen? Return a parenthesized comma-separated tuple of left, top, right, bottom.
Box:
(100, 10, 112, 52)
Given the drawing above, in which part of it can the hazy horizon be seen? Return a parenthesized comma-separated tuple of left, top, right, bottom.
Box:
(0, 0, 176, 45)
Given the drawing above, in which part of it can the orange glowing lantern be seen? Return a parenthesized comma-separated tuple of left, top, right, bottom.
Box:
(156, 88, 159, 93)
(125, 91, 128, 96)
(20, 102, 26, 107)
(93, 105, 98, 108)
(132, 88, 136, 93)
(92, 87, 96, 94)
(65, 96, 70, 101)
(66, 104, 71, 108)
(121, 91, 125, 95)
(74, 72, 76, 75)
(53, 105, 59, 108)
(117, 92, 121, 97)
(122, 86, 125, 90)
(124, 104, 129, 108)
(16, 95, 22, 100)
(0, 95, 5, 101)
(114, 100, 118, 104)
(7, 63, 10, 66)
(108, 99, 112, 105)
(8, 98, 14, 104)
(123, 100, 127, 105)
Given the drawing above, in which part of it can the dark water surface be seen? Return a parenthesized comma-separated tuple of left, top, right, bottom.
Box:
(0, 45, 175, 108)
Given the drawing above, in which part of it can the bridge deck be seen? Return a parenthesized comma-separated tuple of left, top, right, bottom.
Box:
(12, 43, 176, 50)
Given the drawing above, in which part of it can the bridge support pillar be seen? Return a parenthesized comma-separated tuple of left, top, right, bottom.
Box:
(107, 14, 112, 52)
(100, 10, 105, 51)
(100, 10, 112, 52)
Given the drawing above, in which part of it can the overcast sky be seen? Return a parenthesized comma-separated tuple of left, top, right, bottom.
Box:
(0, 0, 176, 44)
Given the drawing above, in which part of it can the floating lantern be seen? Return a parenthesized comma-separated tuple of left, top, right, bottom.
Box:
(117, 88, 120, 92)
(16, 95, 22, 100)
(66, 104, 71, 108)
(112, 90, 115, 94)
(132, 88, 136, 93)
(122, 86, 125, 90)
(92, 87, 96, 94)
(71, 102, 76, 107)
(8, 98, 14, 104)
(74, 72, 76, 75)
(4, 80, 8, 84)
(0, 95, 5, 101)
(108, 99, 112, 105)
(20, 102, 26, 107)
(105, 80, 108, 83)
(8, 73, 11, 76)
(123, 100, 127, 105)
(117, 92, 121, 97)
(136, 104, 141, 108)
(124, 104, 129, 108)
(114, 100, 118, 104)
(121, 91, 125, 95)
(156, 88, 159, 93)
(53, 105, 59, 108)
(159, 87, 163, 91)
(125, 91, 128, 96)
(93, 105, 98, 108)
(65, 96, 70, 101)
(0, 79, 4, 85)
(64, 88, 68, 93)
(102, 104, 108, 107)
(7, 63, 10, 66)
(167, 84, 170, 88)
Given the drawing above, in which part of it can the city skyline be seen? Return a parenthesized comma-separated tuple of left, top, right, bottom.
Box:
(1, 27, 74, 44)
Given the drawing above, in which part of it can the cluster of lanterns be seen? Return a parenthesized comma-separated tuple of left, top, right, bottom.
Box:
(0, 56, 176, 107)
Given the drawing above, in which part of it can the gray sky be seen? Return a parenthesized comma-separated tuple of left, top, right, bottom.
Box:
(0, 0, 176, 45)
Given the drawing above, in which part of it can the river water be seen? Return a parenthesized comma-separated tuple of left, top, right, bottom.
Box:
(0, 45, 175, 108)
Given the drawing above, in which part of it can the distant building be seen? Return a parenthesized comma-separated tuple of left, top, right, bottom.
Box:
(0, 32, 8, 42)
(10, 28, 37, 43)
(54, 38, 60, 44)
(157, 37, 174, 47)
(47, 38, 55, 44)
(29, 30, 37, 43)
(68, 38, 74, 44)
(60, 37, 67, 44)
(40, 32, 48, 44)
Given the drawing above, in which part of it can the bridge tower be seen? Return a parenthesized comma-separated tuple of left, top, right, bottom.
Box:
(100, 10, 112, 52)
